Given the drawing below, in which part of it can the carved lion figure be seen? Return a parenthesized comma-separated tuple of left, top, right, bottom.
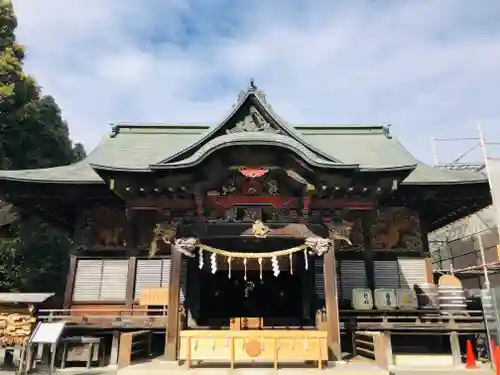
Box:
(305, 237, 332, 256)
(97, 228, 124, 247)
(252, 220, 270, 238)
(173, 237, 199, 257)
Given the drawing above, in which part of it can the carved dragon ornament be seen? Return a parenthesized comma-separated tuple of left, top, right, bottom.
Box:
(149, 221, 179, 257)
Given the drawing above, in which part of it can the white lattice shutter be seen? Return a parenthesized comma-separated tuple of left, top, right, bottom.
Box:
(72, 259, 103, 302)
(134, 259, 162, 299)
(373, 260, 400, 289)
(340, 260, 367, 301)
(100, 259, 128, 301)
(397, 258, 427, 289)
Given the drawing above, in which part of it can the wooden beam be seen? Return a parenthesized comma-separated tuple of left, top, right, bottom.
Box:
(311, 199, 375, 210)
(165, 247, 182, 361)
(63, 254, 78, 309)
(128, 197, 196, 210)
(206, 195, 300, 209)
(323, 247, 341, 361)
(179, 222, 326, 239)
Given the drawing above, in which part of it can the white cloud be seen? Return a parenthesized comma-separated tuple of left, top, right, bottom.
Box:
(11, 0, 500, 164)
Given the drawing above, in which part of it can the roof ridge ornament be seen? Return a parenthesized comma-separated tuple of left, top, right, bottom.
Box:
(236, 78, 268, 105)
(249, 78, 257, 90)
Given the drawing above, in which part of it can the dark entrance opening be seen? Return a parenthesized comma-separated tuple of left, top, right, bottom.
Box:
(195, 238, 312, 328)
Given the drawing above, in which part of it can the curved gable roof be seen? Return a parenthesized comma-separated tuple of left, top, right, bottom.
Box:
(149, 132, 359, 170)
(153, 86, 344, 167)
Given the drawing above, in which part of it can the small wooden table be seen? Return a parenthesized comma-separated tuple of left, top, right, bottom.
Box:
(59, 336, 103, 369)
(230, 317, 264, 330)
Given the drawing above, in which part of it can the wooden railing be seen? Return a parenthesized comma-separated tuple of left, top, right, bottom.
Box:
(340, 309, 485, 332)
(118, 330, 152, 369)
(352, 331, 391, 369)
(353, 331, 376, 360)
(38, 308, 168, 329)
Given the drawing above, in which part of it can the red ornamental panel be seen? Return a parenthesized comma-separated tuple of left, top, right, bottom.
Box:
(239, 167, 269, 178)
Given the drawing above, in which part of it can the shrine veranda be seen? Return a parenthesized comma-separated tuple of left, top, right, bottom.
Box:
(0, 83, 492, 364)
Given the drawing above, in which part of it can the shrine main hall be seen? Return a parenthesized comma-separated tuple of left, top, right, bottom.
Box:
(0, 82, 490, 367)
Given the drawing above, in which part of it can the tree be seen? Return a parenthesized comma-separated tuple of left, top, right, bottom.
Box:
(0, 0, 86, 293)
(72, 142, 86, 162)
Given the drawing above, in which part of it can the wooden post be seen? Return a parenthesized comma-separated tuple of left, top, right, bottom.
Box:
(362, 212, 375, 290)
(323, 246, 341, 361)
(109, 330, 120, 366)
(165, 246, 182, 360)
(63, 254, 77, 309)
(424, 258, 435, 283)
(450, 331, 462, 366)
(125, 256, 137, 308)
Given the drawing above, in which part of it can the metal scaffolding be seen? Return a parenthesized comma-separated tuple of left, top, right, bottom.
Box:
(429, 125, 500, 288)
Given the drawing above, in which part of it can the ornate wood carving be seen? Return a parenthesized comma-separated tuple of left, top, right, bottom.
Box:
(76, 207, 127, 249)
(370, 207, 423, 251)
(323, 211, 364, 251)
(251, 220, 270, 238)
(135, 210, 159, 251)
(219, 169, 303, 198)
(226, 106, 279, 134)
(150, 220, 179, 256)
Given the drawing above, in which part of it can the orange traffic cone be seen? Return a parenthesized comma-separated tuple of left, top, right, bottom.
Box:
(495, 346, 500, 375)
(465, 340, 478, 369)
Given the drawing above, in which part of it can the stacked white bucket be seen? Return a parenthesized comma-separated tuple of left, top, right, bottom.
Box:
(437, 275, 466, 314)
(351, 276, 466, 312)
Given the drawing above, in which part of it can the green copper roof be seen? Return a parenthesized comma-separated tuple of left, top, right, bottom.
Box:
(149, 132, 356, 169)
(0, 86, 488, 186)
(402, 164, 486, 185)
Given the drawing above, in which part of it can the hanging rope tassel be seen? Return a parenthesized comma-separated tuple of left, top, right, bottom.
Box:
(244, 258, 248, 281)
(210, 252, 217, 274)
(272, 256, 280, 277)
(199, 249, 204, 269)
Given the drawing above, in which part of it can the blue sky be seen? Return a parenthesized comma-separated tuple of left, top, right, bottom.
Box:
(12, 0, 500, 164)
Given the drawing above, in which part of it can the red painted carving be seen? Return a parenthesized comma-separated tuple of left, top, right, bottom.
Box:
(241, 179, 263, 195)
(195, 195, 204, 215)
(239, 167, 268, 178)
(206, 195, 299, 209)
(302, 196, 311, 211)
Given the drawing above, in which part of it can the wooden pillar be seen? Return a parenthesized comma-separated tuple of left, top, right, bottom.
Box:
(109, 330, 120, 366)
(125, 257, 137, 308)
(362, 212, 375, 290)
(125, 208, 138, 309)
(323, 246, 341, 361)
(165, 246, 182, 360)
(424, 258, 435, 283)
(63, 254, 78, 309)
(449, 331, 462, 366)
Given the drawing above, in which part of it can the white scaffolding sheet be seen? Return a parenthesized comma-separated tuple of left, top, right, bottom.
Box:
(487, 157, 500, 243)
